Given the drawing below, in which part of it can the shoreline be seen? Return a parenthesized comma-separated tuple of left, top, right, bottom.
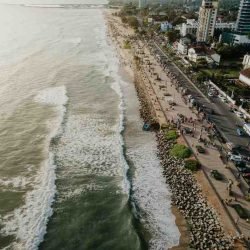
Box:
(104, 9, 242, 250)
(104, 10, 189, 249)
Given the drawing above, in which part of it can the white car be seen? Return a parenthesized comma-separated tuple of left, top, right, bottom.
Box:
(229, 154, 242, 162)
(208, 92, 214, 97)
(234, 111, 244, 118)
(221, 97, 227, 103)
(227, 151, 242, 162)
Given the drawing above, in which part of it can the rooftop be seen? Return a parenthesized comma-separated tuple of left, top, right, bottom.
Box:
(241, 68, 250, 78)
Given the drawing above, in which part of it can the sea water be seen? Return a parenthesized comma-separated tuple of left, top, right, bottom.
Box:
(0, 2, 180, 250)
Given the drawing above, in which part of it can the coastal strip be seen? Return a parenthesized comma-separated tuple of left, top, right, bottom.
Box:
(105, 9, 235, 250)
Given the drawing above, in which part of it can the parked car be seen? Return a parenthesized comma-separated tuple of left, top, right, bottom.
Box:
(208, 92, 214, 97)
(228, 152, 242, 162)
(234, 111, 244, 118)
(234, 161, 250, 173)
(242, 173, 250, 179)
(236, 128, 244, 136)
(229, 107, 237, 113)
(230, 155, 242, 162)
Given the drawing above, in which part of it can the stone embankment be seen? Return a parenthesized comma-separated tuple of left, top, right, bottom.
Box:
(134, 68, 156, 124)
(134, 64, 234, 249)
(157, 132, 233, 249)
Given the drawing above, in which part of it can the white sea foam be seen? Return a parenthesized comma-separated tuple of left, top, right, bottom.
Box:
(127, 138, 180, 250)
(0, 86, 68, 250)
(34, 86, 68, 137)
(51, 113, 128, 202)
(93, 24, 131, 194)
(0, 177, 29, 189)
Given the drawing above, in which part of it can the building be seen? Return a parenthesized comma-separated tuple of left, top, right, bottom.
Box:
(179, 19, 235, 37)
(188, 46, 220, 65)
(221, 32, 250, 45)
(188, 47, 207, 62)
(215, 20, 236, 31)
(177, 37, 191, 54)
(243, 54, 250, 69)
(179, 19, 198, 37)
(161, 22, 173, 32)
(236, 0, 250, 34)
(239, 68, 250, 86)
(139, 0, 147, 9)
(196, 0, 218, 42)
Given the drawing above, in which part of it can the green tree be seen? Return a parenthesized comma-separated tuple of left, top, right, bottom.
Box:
(166, 30, 180, 44)
(127, 16, 139, 29)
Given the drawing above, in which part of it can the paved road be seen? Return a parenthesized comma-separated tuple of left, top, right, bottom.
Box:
(152, 41, 250, 149)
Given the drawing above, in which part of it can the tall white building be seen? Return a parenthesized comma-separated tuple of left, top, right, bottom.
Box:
(196, 0, 218, 42)
(139, 0, 147, 9)
(180, 19, 198, 36)
(243, 54, 250, 69)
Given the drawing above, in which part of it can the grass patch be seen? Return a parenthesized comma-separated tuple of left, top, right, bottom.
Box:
(170, 144, 192, 159)
(211, 170, 224, 181)
(123, 40, 131, 49)
(166, 130, 178, 140)
(184, 159, 200, 172)
(232, 204, 249, 219)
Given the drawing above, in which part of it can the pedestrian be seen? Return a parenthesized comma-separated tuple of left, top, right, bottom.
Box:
(235, 217, 240, 225)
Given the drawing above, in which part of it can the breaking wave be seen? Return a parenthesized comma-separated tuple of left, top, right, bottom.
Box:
(0, 86, 68, 250)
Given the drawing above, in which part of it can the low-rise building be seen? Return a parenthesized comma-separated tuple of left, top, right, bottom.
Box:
(239, 68, 250, 86)
(161, 21, 173, 32)
(177, 37, 191, 55)
(188, 46, 221, 65)
(215, 20, 236, 30)
(188, 47, 207, 62)
(221, 32, 250, 45)
(243, 54, 250, 69)
(179, 19, 198, 37)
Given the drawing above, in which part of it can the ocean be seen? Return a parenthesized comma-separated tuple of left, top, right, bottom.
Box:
(0, 1, 180, 249)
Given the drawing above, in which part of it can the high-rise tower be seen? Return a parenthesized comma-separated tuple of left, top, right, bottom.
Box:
(236, 0, 250, 34)
(196, 0, 218, 42)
